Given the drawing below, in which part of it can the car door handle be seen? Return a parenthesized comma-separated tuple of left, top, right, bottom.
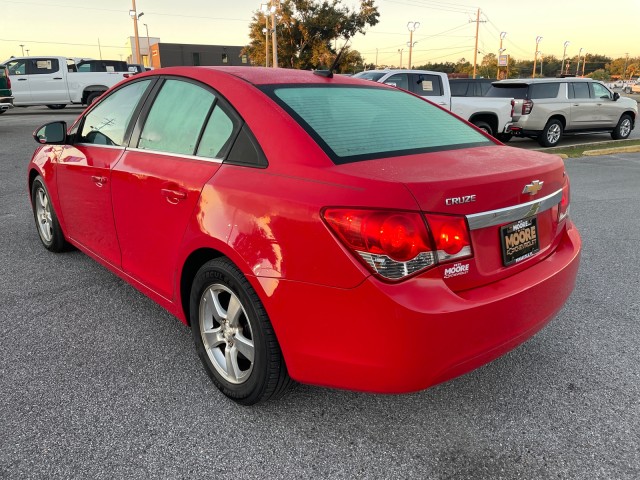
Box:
(572, 104, 580, 106)
(53, 77, 63, 80)
(161, 188, 187, 203)
(91, 175, 108, 186)
(17, 78, 27, 81)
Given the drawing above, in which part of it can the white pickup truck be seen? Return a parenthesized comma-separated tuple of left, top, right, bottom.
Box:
(2, 56, 131, 109)
(353, 69, 513, 142)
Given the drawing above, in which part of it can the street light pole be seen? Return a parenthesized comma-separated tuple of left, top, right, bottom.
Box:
(143, 23, 150, 67)
(498, 31, 506, 79)
(582, 53, 587, 77)
(407, 21, 420, 70)
(561, 41, 570, 77)
(260, 3, 270, 67)
(532, 36, 542, 79)
(575, 47, 583, 76)
(398, 49, 403, 69)
(539, 52, 543, 77)
(19, 44, 25, 56)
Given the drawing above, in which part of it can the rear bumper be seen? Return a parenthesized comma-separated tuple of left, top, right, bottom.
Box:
(259, 221, 581, 393)
(0, 96, 13, 111)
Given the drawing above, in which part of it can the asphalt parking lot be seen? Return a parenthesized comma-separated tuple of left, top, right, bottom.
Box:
(1, 107, 639, 479)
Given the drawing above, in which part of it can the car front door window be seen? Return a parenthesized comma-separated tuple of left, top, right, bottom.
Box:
(79, 79, 152, 146)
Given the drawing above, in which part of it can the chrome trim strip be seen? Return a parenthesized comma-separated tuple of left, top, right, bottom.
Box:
(125, 147, 224, 164)
(466, 189, 562, 230)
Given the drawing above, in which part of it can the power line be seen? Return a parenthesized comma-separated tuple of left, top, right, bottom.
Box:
(0, 38, 128, 49)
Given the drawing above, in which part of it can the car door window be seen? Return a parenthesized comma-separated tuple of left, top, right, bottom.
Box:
(592, 83, 611, 99)
(27, 58, 59, 74)
(383, 74, 409, 91)
(570, 82, 590, 99)
(6, 59, 27, 75)
(79, 80, 152, 146)
(138, 79, 214, 155)
(196, 105, 238, 159)
(414, 74, 443, 97)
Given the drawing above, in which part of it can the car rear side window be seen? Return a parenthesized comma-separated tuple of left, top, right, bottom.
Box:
(267, 85, 491, 164)
(139, 79, 215, 155)
(79, 79, 152, 146)
(529, 83, 560, 99)
(196, 105, 237, 159)
(570, 82, 590, 99)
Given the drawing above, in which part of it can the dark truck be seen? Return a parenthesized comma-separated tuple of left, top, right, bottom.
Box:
(0, 63, 14, 114)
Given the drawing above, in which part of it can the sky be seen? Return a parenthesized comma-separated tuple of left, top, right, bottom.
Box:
(1, 0, 639, 67)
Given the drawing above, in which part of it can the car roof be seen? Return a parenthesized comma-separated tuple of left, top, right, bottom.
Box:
(153, 66, 370, 86)
(493, 77, 595, 85)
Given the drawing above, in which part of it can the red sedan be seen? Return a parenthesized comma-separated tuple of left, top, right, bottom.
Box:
(28, 67, 581, 405)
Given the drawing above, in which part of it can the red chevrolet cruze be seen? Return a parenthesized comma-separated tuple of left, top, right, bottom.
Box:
(28, 67, 581, 404)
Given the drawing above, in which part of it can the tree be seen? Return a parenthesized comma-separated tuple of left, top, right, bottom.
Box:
(244, 0, 379, 70)
(588, 69, 610, 81)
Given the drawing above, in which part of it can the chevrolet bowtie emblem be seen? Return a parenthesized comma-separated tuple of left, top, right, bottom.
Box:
(522, 180, 543, 195)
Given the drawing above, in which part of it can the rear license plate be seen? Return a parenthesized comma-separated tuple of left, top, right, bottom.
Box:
(500, 217, 540, 266)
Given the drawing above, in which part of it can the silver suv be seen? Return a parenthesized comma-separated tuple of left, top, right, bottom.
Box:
(486, 78, 637, 147)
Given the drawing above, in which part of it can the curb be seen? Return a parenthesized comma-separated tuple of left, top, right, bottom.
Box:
(582, 145, 640, 156)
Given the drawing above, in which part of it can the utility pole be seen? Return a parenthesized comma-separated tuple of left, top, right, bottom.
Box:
(375, 48, 378, 68)
(582, 53, 587, 77)
(271, 0, 279, 67)
(470, 9, 485, 79)
(130, 0, 141, 64)
(398, 49, 403, 69)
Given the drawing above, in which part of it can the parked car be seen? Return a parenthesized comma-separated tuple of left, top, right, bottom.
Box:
(0, 63, 13, 114)
(28, 67, 581, 405)
(487, 78, 638, 147)
(75, 59, 128, 73)
(354, 69, 513, 142)
(2, 56, 131, 108)
(449, 78, 495, 97)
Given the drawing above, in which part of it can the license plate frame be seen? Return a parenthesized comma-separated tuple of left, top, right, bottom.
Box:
(500, 217, 540, 266)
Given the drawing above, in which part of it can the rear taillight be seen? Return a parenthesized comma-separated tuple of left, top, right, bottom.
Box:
(322, 208, 472, 280)
(5, 69, 10, 89)
(522, 99, 534, 115)
(559, 175, 570, 222)
(510, 99, 515, 117)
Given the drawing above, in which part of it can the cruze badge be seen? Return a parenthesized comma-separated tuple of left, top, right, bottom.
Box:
(446, 195, 476, 206)
(522, 180, 543, 195)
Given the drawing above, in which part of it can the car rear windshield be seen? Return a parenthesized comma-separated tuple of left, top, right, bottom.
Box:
(486, 84, 529, 99)
(263, 85, 492, 164)
(486, 82, 561, 100)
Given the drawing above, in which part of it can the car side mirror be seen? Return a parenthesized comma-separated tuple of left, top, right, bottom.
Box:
(33, 121, 68, 145)
(613, 92, 620, 101)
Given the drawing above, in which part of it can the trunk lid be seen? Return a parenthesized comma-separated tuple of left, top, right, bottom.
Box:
(335, 145, 568, 290)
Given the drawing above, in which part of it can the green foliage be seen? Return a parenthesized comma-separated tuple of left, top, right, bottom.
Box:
(587, 69, 610, 81)
(244, 0, 379, 71)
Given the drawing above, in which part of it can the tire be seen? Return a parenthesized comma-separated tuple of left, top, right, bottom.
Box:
(472, 120, 493, 136)
(538, 119, 563, 147)
(86, 92, 103, 105)
(190, 258, 291, 405)
(46, 104, 66, 110)
(611, 114, 633, 140)
(495, 133, 512, 143)
(31, 175, 68, 252)
(0, 109, 6, 115)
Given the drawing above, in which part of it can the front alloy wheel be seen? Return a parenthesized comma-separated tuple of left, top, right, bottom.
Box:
(31, 175, 68, 252)
(611, 114, 632, 140)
